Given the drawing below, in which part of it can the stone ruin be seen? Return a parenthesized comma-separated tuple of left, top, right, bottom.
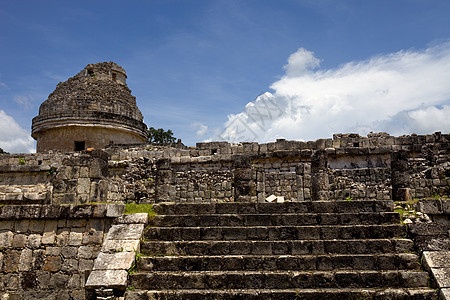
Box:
(31, 62, 148, 153)
(0, 133, 449, 299)
(0, 62, 448, 299)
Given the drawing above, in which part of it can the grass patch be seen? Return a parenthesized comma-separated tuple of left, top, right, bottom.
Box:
(426, 194, 450, 200)
(124, 202, 156, 216)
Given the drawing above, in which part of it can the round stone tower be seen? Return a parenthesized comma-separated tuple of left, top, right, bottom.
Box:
(32, 62, 148, 152)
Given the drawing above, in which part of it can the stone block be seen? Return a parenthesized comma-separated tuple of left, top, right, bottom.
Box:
(441, 288, 450, 300)
(82, 230, 104, 245)
(70, 290, 86, 300)
(28, 220, 44, 234)
(0, 220, 14, 231)
(79, 167, 89, 178)
(67, 218, 87, 228)
(92, 204, 107, 218)
(18, 248, 33, 271)
(49, 273, 69, 289)
(12, 234, 27, 248)
(431, 268, 450, 288)
(56, 232, 69, 247)
(3, 250, 20, 273)
(36, 270, 51, 289)
(42, 256, 62, 272)
(61, 258, 78, 272)
(419, 199, 442, 214)
(77, 246, 94, 259)
(93, 252, 135, 270)
(61, 247, 78, 258)
(106, 224, 145, 240)
(87, 219, 105, 232)
(15, 219, 30, 233)
(106, 204, 125, 217)
(115, 213, 148, 224)
(32, 249, 45, 270)
(101, 240, 140, 253)
(63, 193, 76, 204)
(68, 232, 83, 246)
(423, 251, 450, 269)
(27, 234, 42, 248)
(85, 269, 128, 288)
(67, 274, 82, 289)
(78, 259, 93, 271)
(41, 231, 56, 245)
(45, 247, 61, 256)
(4, 273, 19, 290)
(442, 200, 450, 214)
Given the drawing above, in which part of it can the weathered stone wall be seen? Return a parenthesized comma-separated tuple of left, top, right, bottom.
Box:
(0, 204, 123, 300)
(34, 124, 147, 153)
(0, 150, 124, 206)
(0, 132, 449, 204)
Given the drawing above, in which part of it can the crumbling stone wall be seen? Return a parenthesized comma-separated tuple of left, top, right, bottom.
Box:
(0, 150, 124, 206)
(329, 168, 391, 200)
(0, 204, 122, 300)
(51, 150, 124, 205)
(1, 132, 449, 204)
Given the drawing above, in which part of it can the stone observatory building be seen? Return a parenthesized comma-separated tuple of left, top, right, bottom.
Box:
(31, 62, 148, 152)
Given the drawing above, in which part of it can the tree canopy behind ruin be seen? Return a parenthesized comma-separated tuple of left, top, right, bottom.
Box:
(147, 127, 177, 144)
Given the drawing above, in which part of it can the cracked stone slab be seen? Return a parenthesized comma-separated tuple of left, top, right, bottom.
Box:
(102, 239, 140, 253)
(431, 268, 450, 288)
(423, 251, 450, 269)
(106, 224, 144, 240)
(115, 213, 148, 224)
(93, 252, 135, 270)
(441, 288, 450, 300)
(86, 269, 128, 288)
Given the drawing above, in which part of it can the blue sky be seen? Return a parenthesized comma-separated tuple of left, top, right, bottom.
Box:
(1, 0, 450, 152)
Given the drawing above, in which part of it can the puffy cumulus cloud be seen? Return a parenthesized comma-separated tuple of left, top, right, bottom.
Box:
(191, 122, 209, 137)
(0, 110, 35, 153)
(219, 43, 450, 143)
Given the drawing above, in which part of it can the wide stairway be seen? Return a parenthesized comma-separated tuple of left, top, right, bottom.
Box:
(125, 200, 438, 299)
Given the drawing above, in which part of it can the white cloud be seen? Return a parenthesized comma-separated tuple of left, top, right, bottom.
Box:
(0, 82, 7, 88)
(219, 43, 450, 142)
(191, 122, 209, 137)
(14, 95, 34, 110)
(0, 110, 35, 153)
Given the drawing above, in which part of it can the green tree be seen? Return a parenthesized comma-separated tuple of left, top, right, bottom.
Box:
(147, 127, 177, 144)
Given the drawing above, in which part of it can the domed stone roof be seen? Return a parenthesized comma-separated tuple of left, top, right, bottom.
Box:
(32, 62, 148, 152)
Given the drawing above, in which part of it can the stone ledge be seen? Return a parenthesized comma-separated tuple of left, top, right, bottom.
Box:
(86, 212, 148, 297)
(85, 269, 128, 289)
(114, 213, 148, 224)
(432, 268, 450, 289)
(419, 199, 450, 215)
(441, 288, 450, 300)
(423, 251, 450, 299)
(0, 204, 125, 220)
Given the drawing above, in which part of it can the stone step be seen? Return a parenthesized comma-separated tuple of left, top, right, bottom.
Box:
(125, 288, 438, 300)
(144, 224, 406, 241)
(150, 212, 400, 227)
(141, 239, 414, 256)
(153, 200, 394, 215)
(137, 253, 420, 272)
(129, 270, 429, 290)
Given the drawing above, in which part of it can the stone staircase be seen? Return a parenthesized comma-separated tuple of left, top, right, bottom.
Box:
(125, 201, 438, 299)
